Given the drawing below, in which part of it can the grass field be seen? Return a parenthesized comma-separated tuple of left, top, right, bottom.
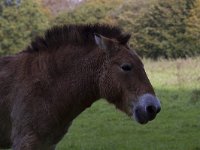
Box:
(57, 58, 200, 150)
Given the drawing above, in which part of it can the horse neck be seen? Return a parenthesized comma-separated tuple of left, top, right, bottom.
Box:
(41, 46, 106, 121)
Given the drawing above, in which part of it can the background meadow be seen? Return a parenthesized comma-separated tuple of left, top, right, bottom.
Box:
(57, 58, 200, 150)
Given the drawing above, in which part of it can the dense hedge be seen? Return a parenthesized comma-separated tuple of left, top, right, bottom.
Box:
(0, 0, 49, 55)
(130, 0, 199, 59)
(185, 0, 200, 57)
(1, 0, 200, 59)
(52, 0, 123, 25)
(52, 0, 200, 59)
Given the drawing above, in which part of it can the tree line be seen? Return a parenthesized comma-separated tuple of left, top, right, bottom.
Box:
(0, 0, 200, 59)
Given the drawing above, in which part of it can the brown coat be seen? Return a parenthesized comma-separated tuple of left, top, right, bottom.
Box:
(0, 24, 160, 150)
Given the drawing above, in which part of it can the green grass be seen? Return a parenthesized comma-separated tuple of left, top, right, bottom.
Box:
(57, 57, 200, 150)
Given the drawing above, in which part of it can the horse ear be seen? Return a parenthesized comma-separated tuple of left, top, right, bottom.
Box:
(118, 33, 131, 45)
(94, 33, 109, 50)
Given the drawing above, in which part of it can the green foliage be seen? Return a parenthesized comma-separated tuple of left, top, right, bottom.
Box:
(0, 0, 49, 55)
(52, 0, 123, 26)
(1, 0, 200, 59)
(106, 0, 158, 31)
(185, 0, 200, 57)
(52, 0, 200, 59)
(130, 0, 198, 59)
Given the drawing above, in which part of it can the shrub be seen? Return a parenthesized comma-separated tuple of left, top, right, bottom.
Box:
(0, 0, 49, 55)
(130, 0, 198, 59)
(185, 0, 200, 57)
(52, 0, 123, 26)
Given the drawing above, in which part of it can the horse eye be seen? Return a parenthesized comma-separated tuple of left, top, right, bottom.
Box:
(121, 64, 132, 72)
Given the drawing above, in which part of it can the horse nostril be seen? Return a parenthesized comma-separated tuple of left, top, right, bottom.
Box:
(146, 105, 157, 115)
(156, 106, 161, 114)
(136, 94, 161, 123)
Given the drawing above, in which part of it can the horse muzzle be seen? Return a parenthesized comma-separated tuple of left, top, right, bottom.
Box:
(133, 94, 161, 124)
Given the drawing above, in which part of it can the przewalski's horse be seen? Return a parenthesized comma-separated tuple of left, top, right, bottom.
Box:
(0, 24, 161, 150)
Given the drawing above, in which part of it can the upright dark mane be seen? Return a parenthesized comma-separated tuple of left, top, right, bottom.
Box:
(27, 24, 131, 52)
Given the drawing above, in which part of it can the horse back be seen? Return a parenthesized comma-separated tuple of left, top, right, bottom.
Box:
(0, 56, 16, 99)
(0, 56, 16, 149)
